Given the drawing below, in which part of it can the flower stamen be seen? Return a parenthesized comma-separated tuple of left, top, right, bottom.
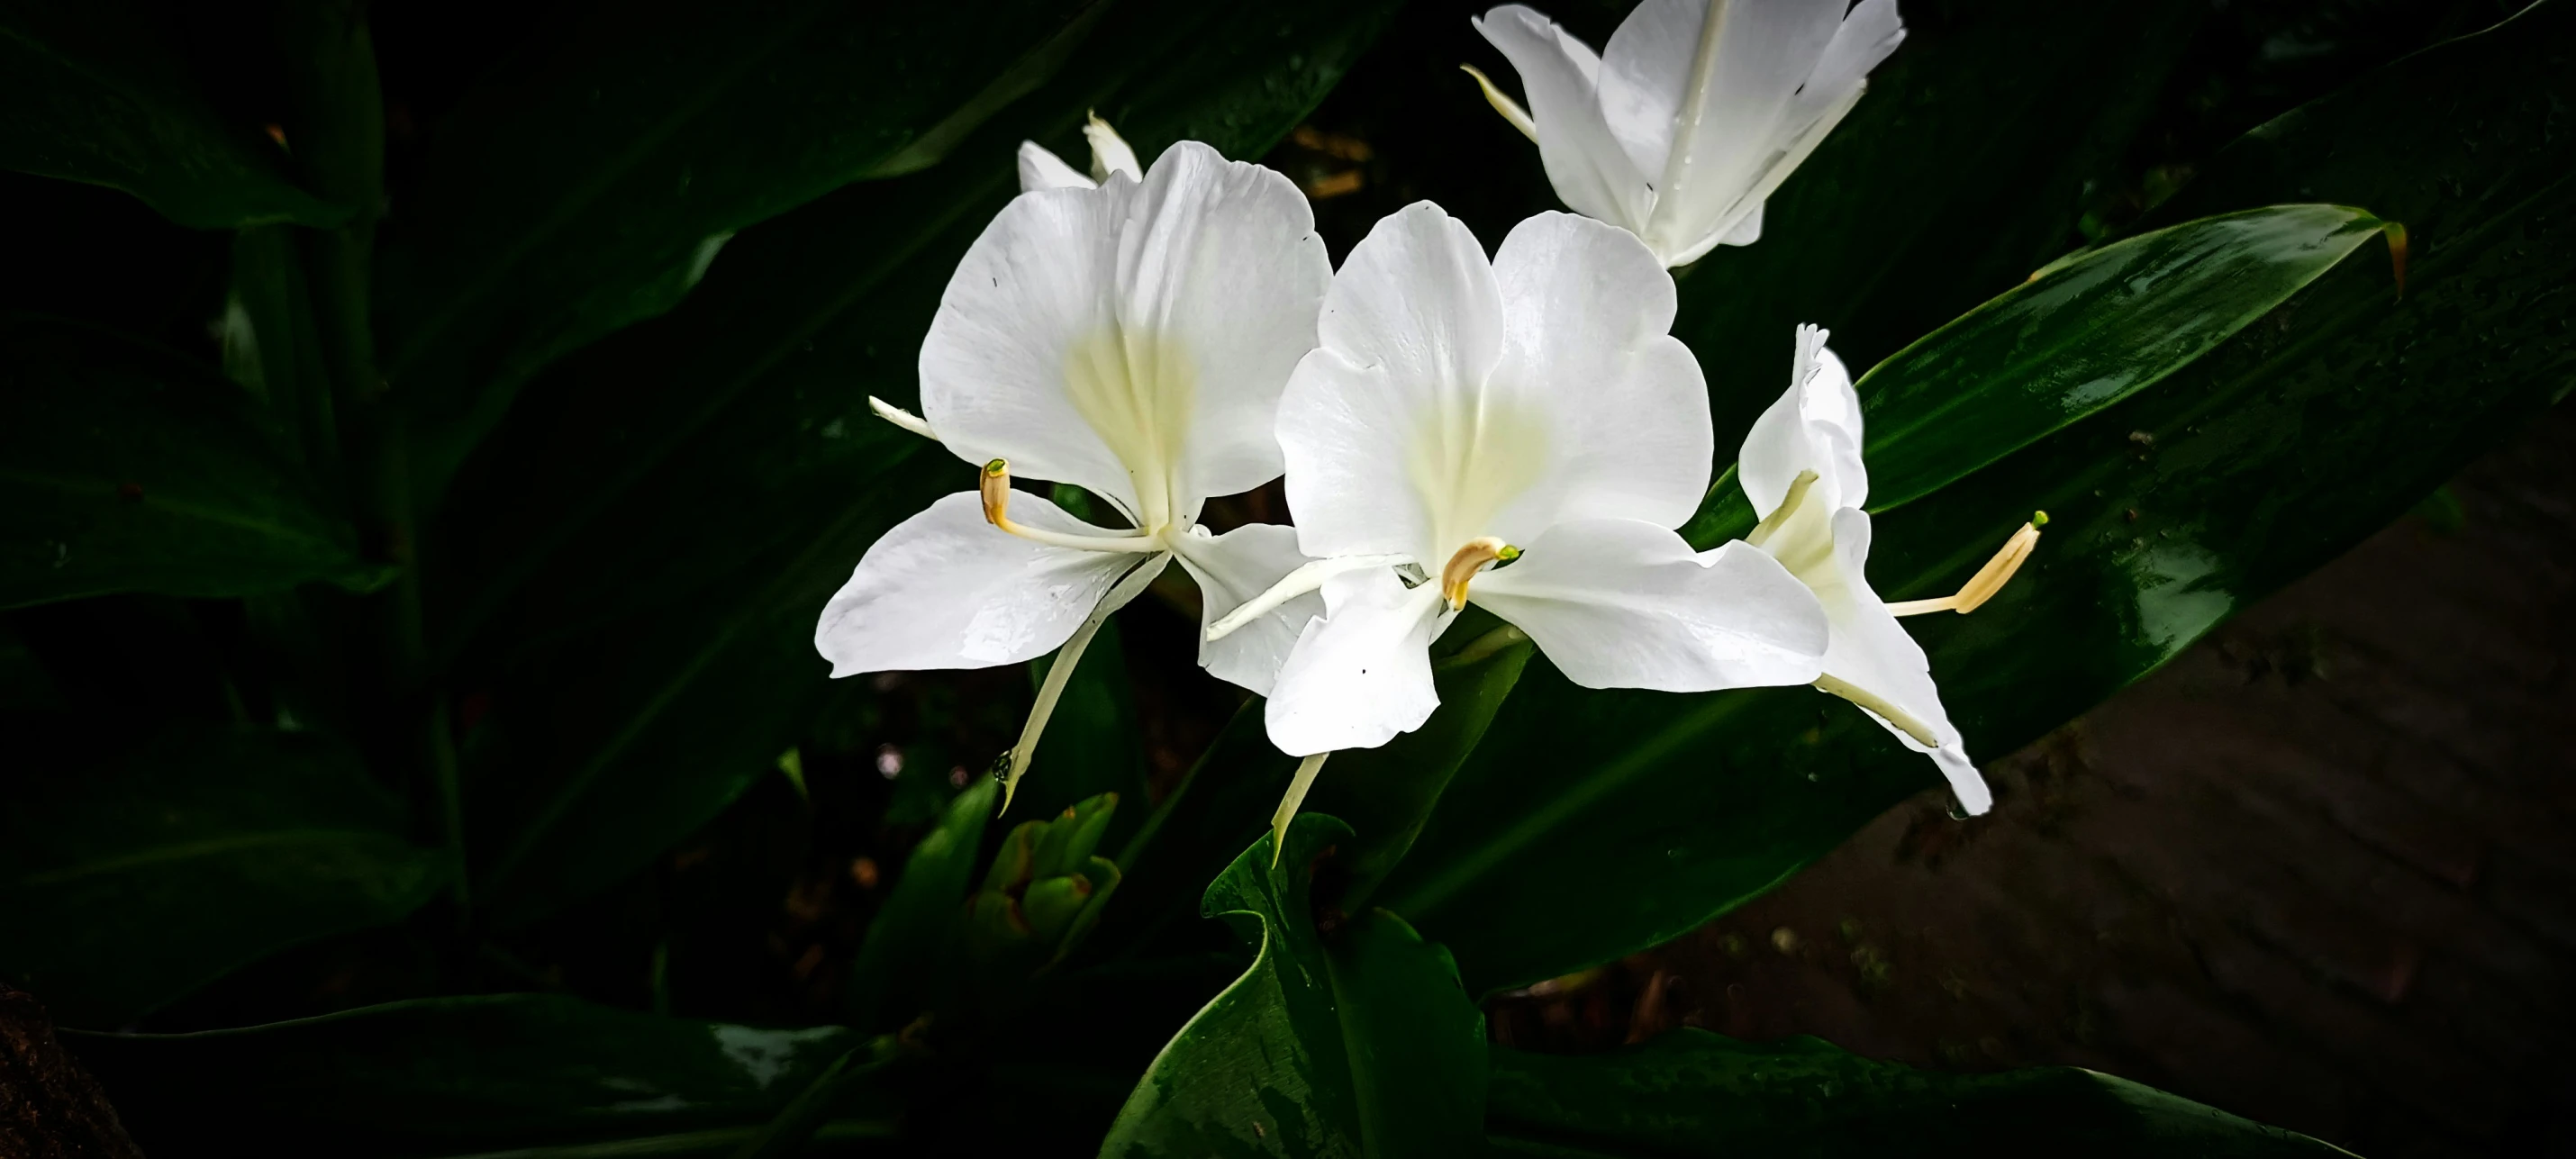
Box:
(1439, 536, 1521, 611)
(1886, 511, 2047, 617)
(977, 459, 1162, 554)
(1459, 65, 1538, 142)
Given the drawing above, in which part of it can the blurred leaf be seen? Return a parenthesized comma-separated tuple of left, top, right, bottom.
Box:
(0, 725, 442, 1027)
(845, 777, 995, 1033)
(66, 994, 885, 1156)
(1486, 1029, 2345, 1157)
(0, 316, 387, 609)
(381, 0, 1108, 495)
(1379, 0, 2576, 994)
(1099, 815, 1486, 1158)
(441, 0, 1403, 931)
(0, 0, 345, 229)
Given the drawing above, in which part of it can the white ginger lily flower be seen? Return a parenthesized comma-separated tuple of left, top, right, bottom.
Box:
(1465, 0, 1905, 267)
(1216, 203, 1829, 773)
(821, 135, 1331, 809)
(1739, 324, 2045, 816)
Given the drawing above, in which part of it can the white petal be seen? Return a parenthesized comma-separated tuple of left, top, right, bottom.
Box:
(921, 141, 1328, 526)
(1280, 202, 1504, 563)
(1641, 0, 1869, 262)
(1264, 569, 1453, 756)
(1169, 521, 1317, 696)
(1596, 0, 1701, 177)
(814, 491, 1142, 675)
(1933, 744, 1993, 816)
(1717, 199, 1764, 247)
(1017, 140, 1095, 192)
(1084, 114, 1144, 183)
(1486, 213, 1710, 535)
(1739, 324, 1867, 518)
(1472, 5, 1654, 233)
(1810, 506, 1966, 754)
(1471, 518, 1825, 692)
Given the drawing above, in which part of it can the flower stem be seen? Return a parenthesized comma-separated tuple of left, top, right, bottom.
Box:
(1000, 554, 1171, 813)
(1271, 752, 1330, 868)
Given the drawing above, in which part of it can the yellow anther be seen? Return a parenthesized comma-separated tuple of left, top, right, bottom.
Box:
(979, 458, 1013, 528)
(1440, 536, 1518, 611)
(1886, 517, 2045, 617)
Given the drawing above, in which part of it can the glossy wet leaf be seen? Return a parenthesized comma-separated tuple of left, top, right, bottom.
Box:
(442, 0, 1402, 931)
(0, 0, 345, 229)
(1379, 0, 2576, 994)
(66, 994, 881, 1156)
(1486, 1029, 2345, 1156)
(381, 0, 1106, 496)
(0, 317, 386, 609)
(1099, 814, 1486, 1158)
(845, 778, 995, 1033)
(0, 725, 443, 1027)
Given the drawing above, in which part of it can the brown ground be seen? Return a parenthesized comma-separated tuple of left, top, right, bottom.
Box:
(1492, 403, 2576, 1158)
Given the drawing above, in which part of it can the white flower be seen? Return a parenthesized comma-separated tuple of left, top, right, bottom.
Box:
(1216, 204, 1829, 758)
(1015, 113, 1144, 191)
(818, 135, 1331, 806)
(1738, 325, 2044, 816)
(1465, 0, 1905, 267)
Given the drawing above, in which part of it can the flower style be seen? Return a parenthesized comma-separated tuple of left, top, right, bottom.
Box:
(1737, 325, 2044, 816)
(1465, 0, 1905, 267)
(1215, 203, 1830, 760)
(817, 134, 1331, 808)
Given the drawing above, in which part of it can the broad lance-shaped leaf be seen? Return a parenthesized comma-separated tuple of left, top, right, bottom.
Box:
(65, 994, 888, 1155)
(441, 0, 1404, 933)
(381, 0, 1105, 499)
(1100, 814, 1486, 1158)
(845, 778, 995, 1033)
(1377, 0, 2576, 995)
(0, 725, 444, 1027)
(1486, 1030, 2347, 1157)
(0, 316, 389, 609)
(0, 0, 345, 228)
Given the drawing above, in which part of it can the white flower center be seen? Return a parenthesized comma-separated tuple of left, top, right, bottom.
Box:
(1407, 394, 1548, 568)
(1063, 328, 1196, 538)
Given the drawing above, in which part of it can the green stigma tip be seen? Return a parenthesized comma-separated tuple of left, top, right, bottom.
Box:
(984, 458, 1008, 475)
(2032, 511, 2050, 527)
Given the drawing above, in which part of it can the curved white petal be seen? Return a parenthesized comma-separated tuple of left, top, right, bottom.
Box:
(814, 491, 1143, 675)
(1740, 324, 1867, 519)
(1264, 569, 1453, 756)
(1472, 518, 1825, 692)
(1169, 521, 1317, 696)
(1472, 5, 1653, 233)
(1932, 744, 1993, 816)
(1083, 114, 1143, 183)
(1487, 213, 1710, 534)
(1808, 508, 1984, 805)
(921, 141, 1327, 527)
(1281, 202, 1504, 563)
(1017, 140, 1095, 192)
(1595, 0, 1698, 178)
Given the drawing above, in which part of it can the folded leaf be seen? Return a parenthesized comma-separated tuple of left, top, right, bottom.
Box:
(0, 0, 345, 228)
(0, 317, 386, 609)
(66, 994, 878, 1155)
(0, 725, 442, 1027)
(1380, 0, 2576, 995)
(1099, 814, 1485, 1158)
(1487, 1029, 2348, 1156)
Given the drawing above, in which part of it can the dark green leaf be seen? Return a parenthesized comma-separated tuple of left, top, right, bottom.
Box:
(0, 0, 344, 229)
(1099, 815, 1486, 1158)
(381, 0, 1109, 496)
(440, 0, 1402, 931)
(721, 1035, 903, 1159)
(66, 994, 884, 1156)
(0, 725, 442, 1027)
(845, 778, 995, 1032)
(1380, 0, 2576, 994)
(1486, 1029, 2345, 1157)
(0, 316, 386, 609)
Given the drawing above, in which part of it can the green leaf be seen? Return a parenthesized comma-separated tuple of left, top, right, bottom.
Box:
(1378, 0, 2576, 995)
(845, 777, 996, 1032)
(381, 0, 1110, 497)
(0, 0, 345, 228)
(65, 994, 884, 1155)
(0, 724, 443, 1027)
(1692, 203, 2399, 536)
(0, 316, 387, 609)
(1099, 814, 1486, 1158)
(441, 0, 1402, 931)
(1485, 1029, 2348, 1157)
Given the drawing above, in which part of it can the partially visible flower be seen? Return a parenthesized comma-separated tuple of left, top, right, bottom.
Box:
(1016, 113, 1143, 191)
(1737, 324, 2044, 816)
(1211, 204, 1828, 761)
(1465, 0, 1905, 267)
(820, 137, 1331, 807)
